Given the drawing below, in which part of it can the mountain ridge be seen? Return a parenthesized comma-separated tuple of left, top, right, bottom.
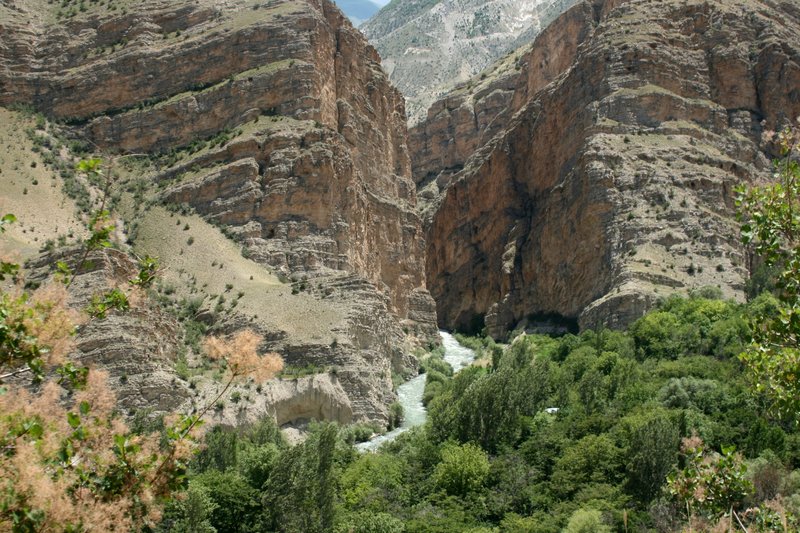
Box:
(362, 0, 580, 123)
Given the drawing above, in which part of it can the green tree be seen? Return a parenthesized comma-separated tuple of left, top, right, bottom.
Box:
(169, 484, 218, 533)
(563, 508, 611, 533)
(192, 426, 239, 474)
(623, 411, 680, 502)
(427, 353, 553, 452)
(433, 442, 490, 497)
(192, 471, 260, 532)
(550, 435, 623, 498)
(263, 423, 338, 532)
(237, 442, 279, 490)
(317, 422, 337, 532)
(340, 453, 408, 512)
(629, 311, 684, 360)
(335, 511, 405, 533)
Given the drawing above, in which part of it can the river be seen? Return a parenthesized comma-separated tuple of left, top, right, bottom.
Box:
(356, 331, 475, 452)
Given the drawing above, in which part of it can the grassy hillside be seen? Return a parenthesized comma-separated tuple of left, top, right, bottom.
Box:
(0, 108, 86, 261)
(134, 206, 345, 344)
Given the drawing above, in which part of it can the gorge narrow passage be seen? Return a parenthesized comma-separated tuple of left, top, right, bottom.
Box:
(357, 331, 475, 452)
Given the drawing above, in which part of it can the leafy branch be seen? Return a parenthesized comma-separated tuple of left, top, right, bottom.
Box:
(0, 215, 20, 282)
(736, 122, 800, 422)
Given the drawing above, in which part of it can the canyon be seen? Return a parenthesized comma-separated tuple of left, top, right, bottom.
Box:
(5, 1, 800, 529)
(1, 0, 800, 429)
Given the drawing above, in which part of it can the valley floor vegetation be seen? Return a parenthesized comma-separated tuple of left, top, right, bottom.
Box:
(167, 289, 800, 532)
(5, 258, 799, 532)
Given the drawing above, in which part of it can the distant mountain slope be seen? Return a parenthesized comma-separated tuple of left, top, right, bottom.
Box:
(361, 0, 579, 123)
(335, 0, 381, 25)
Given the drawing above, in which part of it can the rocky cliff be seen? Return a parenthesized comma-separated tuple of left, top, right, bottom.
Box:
(414, 0, 800, 337)
(0, 0, 437, 426)
(361, 0, 580, 124)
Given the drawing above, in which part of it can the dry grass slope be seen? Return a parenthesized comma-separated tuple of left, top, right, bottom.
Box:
(134, 206, 346, 344)
(0, 109, 85, 261)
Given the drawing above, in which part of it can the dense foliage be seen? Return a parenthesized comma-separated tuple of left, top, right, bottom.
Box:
(167, 291, 800, 532)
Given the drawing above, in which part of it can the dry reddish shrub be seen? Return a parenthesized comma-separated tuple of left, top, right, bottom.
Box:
(29, 284, 83, 364)
(204, 329, 283, 383)
(1, 282, 81, 376)
(0, 275, 197, 531)
(0, 369, 198, 531)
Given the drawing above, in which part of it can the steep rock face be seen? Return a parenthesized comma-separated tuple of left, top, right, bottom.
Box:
(25, 248, 359, 428)
(411, 2, 594, 204)
(361, 0, 580, 123)
(416, 0, 800, 337)
(26, 248, 191, 416)
(260, 374, 353, 426)
(1, 0, 437, 424)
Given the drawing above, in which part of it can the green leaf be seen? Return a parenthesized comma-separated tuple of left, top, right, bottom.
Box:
(0, 213, 17, 234)
(28, 421, 43, 440)
(76, 158, 102, 174)
(723, 443, 736, 455)
(61, 439, 75, 461)
(0, 261, 19, 281)
(67, 411, 81, 429)
(79, 401, 91, 415)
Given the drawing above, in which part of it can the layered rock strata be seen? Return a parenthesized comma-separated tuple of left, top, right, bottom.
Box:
(25, 248, 190, 416)
(1, 0, 437, 425)
(413, 0, 800, 337)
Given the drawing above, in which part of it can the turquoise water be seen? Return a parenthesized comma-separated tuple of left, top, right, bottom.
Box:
(356, 331, 475, 452)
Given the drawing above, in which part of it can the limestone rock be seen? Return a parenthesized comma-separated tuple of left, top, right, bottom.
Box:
(26, 248, 190, 416)
(415, 0, 800, 337)
(1, 0, 438, 426)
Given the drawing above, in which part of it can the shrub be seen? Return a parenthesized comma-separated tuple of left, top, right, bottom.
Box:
(388, 401, 404, 430)
(667, 437, 752, 519)
(630, 311, 684, 359)
(192, 471, 260, 532)
(433, 442, 490, 496)
(335, 511, 405, 533)
(563, 508, 611, 533)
